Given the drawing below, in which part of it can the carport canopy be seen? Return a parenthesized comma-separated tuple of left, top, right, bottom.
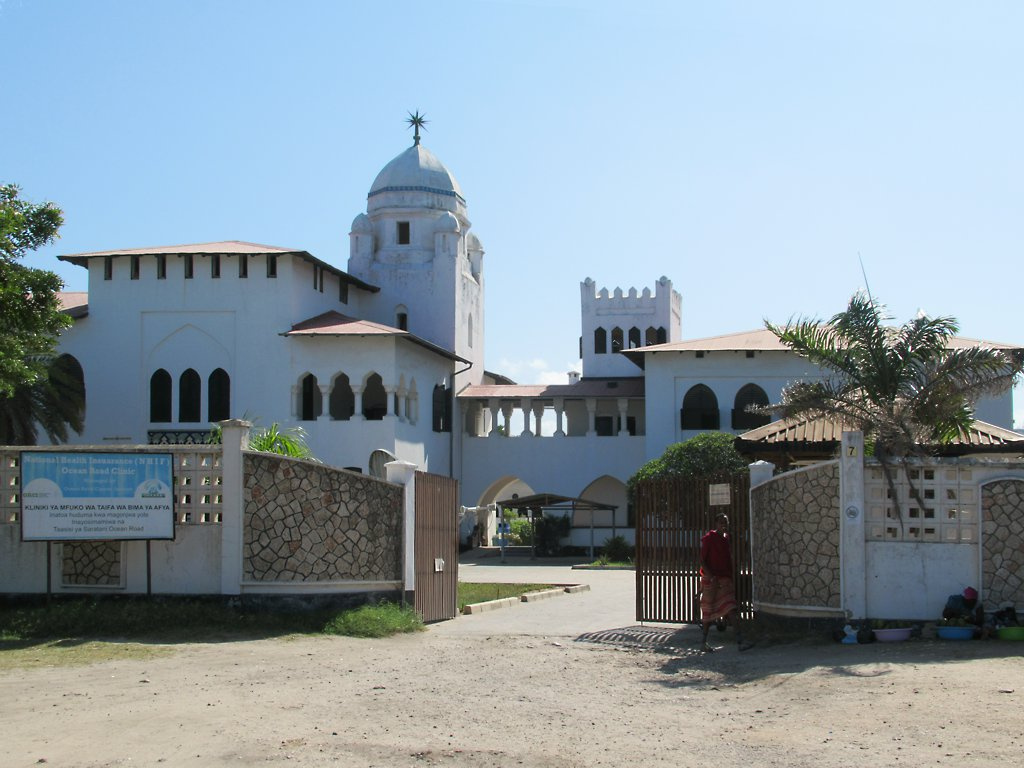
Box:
(494, 493, 616, 514)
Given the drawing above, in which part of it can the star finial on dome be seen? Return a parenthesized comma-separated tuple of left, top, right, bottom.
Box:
(406, 110, 428, 146)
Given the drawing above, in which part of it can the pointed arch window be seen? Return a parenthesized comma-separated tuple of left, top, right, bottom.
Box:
(594, 327, 607, 355)
(208, 368, 230, 422)
(395, 304, 408, 331)
(432, 384, 451, 432)
(150, 370, 172, 423)
(300, 374, 322, 421)
(657, 327, 667, 344)
(645, 327, 658, 346)
(363, 373, 387, 420)
(179, 369, 201, 423)
(329, 374, 355, 420)
(611, 327, 624, 353)
(680, 384, 719, 430)
(628, 327, 641, 349)
(732, 383, 770, 430)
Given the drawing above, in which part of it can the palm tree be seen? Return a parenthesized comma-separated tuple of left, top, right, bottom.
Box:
(0, 353, 85, 445)
(765, 292, 1024, 514)
(207, 420, 318, 461)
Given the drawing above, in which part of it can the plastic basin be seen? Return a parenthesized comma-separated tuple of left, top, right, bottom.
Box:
(873, 628, 911, 642)
(996, 626, 1024, 641)
(937, 626, 974, 640)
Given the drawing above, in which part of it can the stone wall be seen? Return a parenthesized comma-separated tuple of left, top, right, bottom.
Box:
(751, 462, 840, 609)
(62, 541, 122, 586)
(243, 453, 403, 582)
(981, 478, 1024, 610)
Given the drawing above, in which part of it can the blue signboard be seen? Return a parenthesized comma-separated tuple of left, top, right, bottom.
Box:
(20, 452, 175, 541)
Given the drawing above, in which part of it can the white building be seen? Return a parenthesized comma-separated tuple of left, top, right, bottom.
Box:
(51, 133, 1021, 549)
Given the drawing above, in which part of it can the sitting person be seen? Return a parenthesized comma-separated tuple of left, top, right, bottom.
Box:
(943, 586, 984, 626)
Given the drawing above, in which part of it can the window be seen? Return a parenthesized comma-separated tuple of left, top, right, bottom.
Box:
(645, 327, 658, 346)
(396, 305, 408, 331)
(628, 327, 641, 349)
(657, 327, 667, 344)
(329, 374, 354, 420)
(467, 314, 473, 348)
(594, 327, 607, 354)
(397, 221, 410, 245)
(680, 384, 719, 430)
(184, 254, 194, 279)
(363, 373, 387, 420)
(156, 254, 167, 280)
(130, 256, 140, 280)
(300, 374, 321, 420)
(103, 257, 113, 280)
(179, 369, 201, 423)
(208, 368, 230, 422)
(318, 268, 324, 292)
(150, 370, 172, 422)
(267, 254, 277, 278)
(432, 384, 451, 432)
(611, 327, 624, 353)
(339, 280, 349, 304)
(238, 254, 248, 278)
(732, 383, 770, 430)
(211, 254, 221, 279)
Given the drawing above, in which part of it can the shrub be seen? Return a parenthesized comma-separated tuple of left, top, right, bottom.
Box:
(600, 535, 633, 563)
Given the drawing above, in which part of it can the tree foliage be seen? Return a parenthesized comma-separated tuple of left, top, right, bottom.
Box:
(0, 353, 85, 445)
(628, 431, 748, 493)
(0, 184, 69, 398)
(765, 292, 1024, 457)
(765, 292, 1024, 517)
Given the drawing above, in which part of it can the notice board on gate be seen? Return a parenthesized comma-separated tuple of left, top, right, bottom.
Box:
(20, 452, 174, 541)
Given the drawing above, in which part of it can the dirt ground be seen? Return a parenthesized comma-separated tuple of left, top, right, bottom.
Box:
(1, 621, 1022, 768)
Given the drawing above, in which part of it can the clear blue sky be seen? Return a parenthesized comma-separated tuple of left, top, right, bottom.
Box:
(3, 1, 1022, 426)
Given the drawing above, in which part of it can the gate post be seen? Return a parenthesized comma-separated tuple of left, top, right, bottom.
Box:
(385, 460, 418, 604)
(219, 419, 250, 596)
(840, 431, 867, 619)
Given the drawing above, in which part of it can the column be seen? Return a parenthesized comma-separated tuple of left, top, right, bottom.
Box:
(317, 385, 329, 420)
(488, 399, 501, 437)
(532, 401, 546, 437)
(385, 460, 419, 604)
(352, 387, 365, 421)
(585, 398, 597, 437)
(219, 419, 251, 596)
(617, 397, 629, 436)
(840, 430, 867, 619)
(520, 398, 533, 436)
(384, 387, 398, 421)
(500, 401, 514, 436)
(553, 397, 565, 437)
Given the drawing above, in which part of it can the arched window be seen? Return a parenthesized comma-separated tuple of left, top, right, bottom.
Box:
(55, 354, 86, 418)
(628, 327, 641, 349)
(680, 384, 719, 430)
(656, 327, 667, 344)
(150, 370, 172, 423)
(395, 304, 408, 331)
(594, 327, 607, 355)
(329, 374, 354, 420)
(300, 374, 321, 421)
(611, 327, 624, 353)
(362, 373, 387, 420)
(208, 368, 230, 422)
(179, 369, 201, 423)
(645, 327, 658, 346)
(432, 383, 451, 432)
(732, 383, 770, 430)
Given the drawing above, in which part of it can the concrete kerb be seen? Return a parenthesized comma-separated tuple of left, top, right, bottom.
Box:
(462, 584, 591, 614)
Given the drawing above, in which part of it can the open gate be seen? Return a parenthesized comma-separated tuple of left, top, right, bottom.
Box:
(413, 471, 459, 622)
(634, 472, 752, 624)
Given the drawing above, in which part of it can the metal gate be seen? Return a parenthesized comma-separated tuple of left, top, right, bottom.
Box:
(634, 472, 752, 624)
(413, 471, 459, 623)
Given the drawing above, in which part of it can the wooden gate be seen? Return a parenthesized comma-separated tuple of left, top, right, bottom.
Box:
(634, 472, 752, 624)
(413, 471, 459, 623)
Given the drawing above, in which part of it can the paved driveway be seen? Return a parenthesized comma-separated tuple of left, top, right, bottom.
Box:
(430, 550, 699, 649)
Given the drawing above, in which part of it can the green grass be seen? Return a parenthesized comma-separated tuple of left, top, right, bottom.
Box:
(0, 597, 424, 645)
(458, 582, 554, 611)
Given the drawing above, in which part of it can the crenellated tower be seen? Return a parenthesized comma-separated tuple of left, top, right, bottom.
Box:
(579, 276, 681, 378)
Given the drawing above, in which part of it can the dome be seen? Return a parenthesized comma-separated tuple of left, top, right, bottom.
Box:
(435, 212, 460, 233)
(368, 144, 465, 209)
(350, 213, 372, 234)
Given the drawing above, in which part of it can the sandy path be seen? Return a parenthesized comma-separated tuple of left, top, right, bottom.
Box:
(2, 622, 1022, 767)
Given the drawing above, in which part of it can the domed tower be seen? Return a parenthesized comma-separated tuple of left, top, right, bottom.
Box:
(348, 117, 484, 385)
